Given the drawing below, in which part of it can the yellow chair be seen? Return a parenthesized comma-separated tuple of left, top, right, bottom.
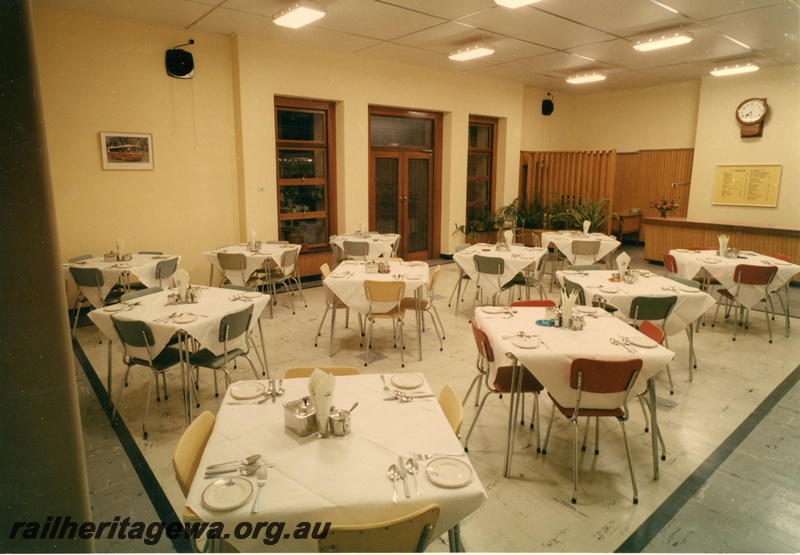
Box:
(363, 280, 407, 368)
(316, 263, 362, 356)
(318, 504, 440, 553)
(172, 411, 216, 496)
(438, 385, 463, 435)
(285, 366, 361, 378)
(401, 265, 444, 351)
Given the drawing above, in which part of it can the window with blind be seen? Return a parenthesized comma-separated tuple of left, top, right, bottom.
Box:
(275, 97, 337, 249)
(466, 117, 497, 226)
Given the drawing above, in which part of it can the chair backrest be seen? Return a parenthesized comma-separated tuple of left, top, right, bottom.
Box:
(562, 278, 586, 305)
(470, 318, 496, 364)
(364, 280, 405, 304)
(630, 295, 677, 322)
(454, 243, 471, 253)
(281, 247, 299, 273)
(284, 366, 360, 378)
(770, 252, 792, 263)
(318, 504, 440, 553)
(69, 253, 93, 263)
(69, 266, 104, 288)
(111, 318, 155, 348)
(427, 265, 442, 296)
(155, 257, 179, 280)
(566, 264, 603, 272)
(217, 252, 246, 271)
(662, 252, 678, 274)
(510, 299, 556, 308)
(570, 358, 643, 397)
(438, 385, 463, 435)
(172, 411, 216, 496)
(637, 320, 666, 345)
(667, 275, 700, 289)
(734, 264, 778, 286)
(320, 263, 331, 279)
(219, 304, 254, 343)
(343, 240, 370, 258)
(473, 254, 504, 276)
(120, 286, 163, 302)
(571, 240, 600, 256)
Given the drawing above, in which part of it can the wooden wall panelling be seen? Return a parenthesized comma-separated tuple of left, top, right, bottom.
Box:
(297, 250, 333, 279)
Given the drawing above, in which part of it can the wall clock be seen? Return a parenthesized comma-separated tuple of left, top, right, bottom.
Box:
(735, 98, 768, 137)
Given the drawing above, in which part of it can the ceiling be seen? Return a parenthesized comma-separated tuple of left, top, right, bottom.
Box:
(33, 0, 800, 94)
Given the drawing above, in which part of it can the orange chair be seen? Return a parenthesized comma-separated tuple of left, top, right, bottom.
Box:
(510, 299, 556, 308)
(463, 319, 545, 453)
(542, 358, 643, 505)
(711, 264, 778, 342)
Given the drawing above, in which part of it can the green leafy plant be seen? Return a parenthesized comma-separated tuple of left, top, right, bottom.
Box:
(552, 197, 618, 232)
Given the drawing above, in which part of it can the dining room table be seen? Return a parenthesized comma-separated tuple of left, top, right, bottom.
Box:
(203, 243, 301, 287)
(331, 232, 400, 260)
(63, 253, 182, 308)
(323, 260, 430, 361)
(88, 286, 270, 423)
(451, 243, 548, 314)
(183, 373, 487, 552)
(472, 306, 675, 479)
(541, 230, 621, 267)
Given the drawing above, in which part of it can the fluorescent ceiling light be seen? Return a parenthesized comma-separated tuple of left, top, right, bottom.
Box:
(566, 72, 606, 84)
(273, 0, 326, 29)
(710, 62, 759, 77)
(494, 0, 540, 7)
(449, 43, 495, 61)
(633, 30, 693, 51)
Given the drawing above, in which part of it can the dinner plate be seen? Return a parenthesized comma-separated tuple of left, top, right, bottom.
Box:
(103, 304, 127, 312)
(481, 307, 505, 314)
(230, 381, 266, 400)
(391, 373, 424, 389)
(521, 254, 536, 259)
(627, 336, 658, 348)
(512, 337, 539, 349)
(243, 292, 261, 299)
(599, 285, 619, 293)
(674, 248, 689, 253)
(329, 273, 346, 278)
(202, 477, 253, 511)
(115, 263, 132, 269)
(173, 314, 198, 324)
(426, 457, 473, 488)
(562, 270, 579, 275)
(702, 258, 720, 263)
(679, 285, 701, 293)
(574, 306, 597, 314)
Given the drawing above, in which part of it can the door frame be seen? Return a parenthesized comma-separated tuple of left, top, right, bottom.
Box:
(368, 106, 442, 260)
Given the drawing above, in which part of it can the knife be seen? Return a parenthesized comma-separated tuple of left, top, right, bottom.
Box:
(203, 463, 274, 477)
(398, 456, 410, 498)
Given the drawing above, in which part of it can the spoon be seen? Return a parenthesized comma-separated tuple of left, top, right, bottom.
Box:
(204, 465, 261, 478)
(388, 465, 401, 504)
(206, 454, 261, 470)
(276, 379, 285, 396)
(348, 402, 358, 413)
(406, 458, 422, 496)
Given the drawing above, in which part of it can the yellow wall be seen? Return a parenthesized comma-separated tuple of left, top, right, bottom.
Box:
(688, 65, 800, 227)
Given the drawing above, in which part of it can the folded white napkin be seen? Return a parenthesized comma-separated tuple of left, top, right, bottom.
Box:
(583, 220, 591, 236)
(616, 251, 631, 274)
(718, 234, 729, 256)
(504, 229, 513, 245)
(116, 238, 125, 259)
(561, 289, 579, 325)
(174, 268, 189, 301)
(250, 229, 257, 247)
(309, 368, 335, 435)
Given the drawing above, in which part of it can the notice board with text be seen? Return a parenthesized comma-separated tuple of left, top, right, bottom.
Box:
(713, 165, 781, 207)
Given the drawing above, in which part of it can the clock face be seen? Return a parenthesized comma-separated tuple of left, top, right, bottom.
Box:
(736, 98, 767, 124)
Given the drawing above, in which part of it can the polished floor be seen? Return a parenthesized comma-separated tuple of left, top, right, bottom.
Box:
(72, 245, 800, 552)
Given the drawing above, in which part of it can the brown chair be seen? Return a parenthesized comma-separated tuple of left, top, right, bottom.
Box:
(664, 250, 716, 293)
(510, 299, 556, 308)
(542, 357, 643, 505)
(463, 319, 545, 453)
(363, 280, 407, 367)
(318, 504, 440, 552)
(712, 264, 778, 342)
(316, 263, 363, 356)
(401, 265, 445, 351)
(284, 366, 360, 378)
(635, 321, 667, 461)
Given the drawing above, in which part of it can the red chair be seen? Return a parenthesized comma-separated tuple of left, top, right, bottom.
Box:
(711, 264, 778, 342)
(510, 299, 556, 308)
(542, 357, 643, 504)
(463, 319, 545, 453)
(636, 321, 667, 461)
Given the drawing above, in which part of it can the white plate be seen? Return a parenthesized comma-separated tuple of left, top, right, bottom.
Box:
(230, 381, 266, 400)
(521, 254, 536, 259)
(481, 307, 505, 314)
(103, 304, 127, 312)
(405, 274, 424, 280)
(391, 373, 424, 389)
(599, 286, 619, 293)
(574, 306, 597, 314)
(243, 292, 261, 299)
(771, 260, 791, 266)
(173, 314, 198, 324)
(562, 270, 579, 275)
(702, 258, 720, 263)
(202, 477, 253, 511)
(116, 263, 132, 269)
(679, 285, 701, 293)
(426, 458, 473, 488)
(329, 273, 346, 278)
(674, 249, 689, 253)
(627, 336, 658, 348)
(512, 337, 539, 349)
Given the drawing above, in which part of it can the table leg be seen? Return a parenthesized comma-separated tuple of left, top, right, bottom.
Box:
(329, 296, 337, 357)
(257, 318, 270, 379)
(106, 339, 113, 407)
(648, 376, 659, 480)
(416, 290, 423, 361)
(503, 357, 523, 478)
(454, 270, 463, 316)
(180, 332, 192, 425)
(208, 263, 214, 286)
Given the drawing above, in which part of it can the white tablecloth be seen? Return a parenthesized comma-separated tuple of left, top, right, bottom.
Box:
(453, 244, 547, 298)
(185, 374, 487, 552)
(204, 244, 301, 286)
(332, 233, 399, 260)
(541, 231, 620, 266)
(323, 260, 429, 314)
(63, 254, 181, 308)
(556, 269, 716, 336)
(670, 249, 799, 309)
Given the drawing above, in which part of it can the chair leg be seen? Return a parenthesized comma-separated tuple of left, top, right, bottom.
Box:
(398, 319, 405, 368)
(142, 373, 156, 440)
(463, 390, 494, 452)
(111, 365, 132, 426)
(314, 305, 331, 346)
(448, 524, 462, 552)
(541, 403, 556, 455)
(571, 418, 579, 504)
(620, 419, 639, 504)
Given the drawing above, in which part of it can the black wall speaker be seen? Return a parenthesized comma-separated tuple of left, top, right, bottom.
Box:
(541, 95, 554, 116)
(166, 44, 194, 79)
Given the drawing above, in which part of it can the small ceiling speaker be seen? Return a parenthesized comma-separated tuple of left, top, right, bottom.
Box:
(166, 40, 194, 79)
(541, 93, 554, 116)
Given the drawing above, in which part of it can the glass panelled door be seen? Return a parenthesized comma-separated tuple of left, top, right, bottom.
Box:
(371, 151, 433, 261)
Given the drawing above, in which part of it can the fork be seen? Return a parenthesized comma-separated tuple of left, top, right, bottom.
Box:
(415, 452, 466, 460)
(251, 464, 268, 513)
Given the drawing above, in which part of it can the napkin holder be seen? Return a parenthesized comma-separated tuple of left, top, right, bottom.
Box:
(104, 252, 116, 262)
(284, 397, 317, 437)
